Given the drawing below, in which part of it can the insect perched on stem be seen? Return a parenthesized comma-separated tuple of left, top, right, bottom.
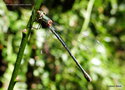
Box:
(36, 10, 92, 82)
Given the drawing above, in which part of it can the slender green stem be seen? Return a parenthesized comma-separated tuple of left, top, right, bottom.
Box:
(7, 0, 43, 90)
(81, 0, 95, 32)
(78, 0, 95, 41)
(71, 0, 95, 80)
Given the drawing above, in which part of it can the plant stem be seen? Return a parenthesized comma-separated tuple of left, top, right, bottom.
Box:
(7, 0, 43, 90)
(71, 0, 95, 80)
(78, 0, 95, 41)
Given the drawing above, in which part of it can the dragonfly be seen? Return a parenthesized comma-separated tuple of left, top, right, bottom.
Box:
(36, 10, 92, 82)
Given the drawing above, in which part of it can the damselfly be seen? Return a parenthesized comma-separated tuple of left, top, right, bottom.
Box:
(36, 10, 92, 82)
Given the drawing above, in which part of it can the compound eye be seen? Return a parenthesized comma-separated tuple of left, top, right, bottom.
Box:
(37, 10, 44, 17)
(43, 12, 46, 15)
(37, 10, 41, 15)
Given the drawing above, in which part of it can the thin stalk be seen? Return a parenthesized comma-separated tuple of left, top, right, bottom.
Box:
(7, 0, 43, 90)
(78, 0, 95, 41)
(71, 0, 95, 79)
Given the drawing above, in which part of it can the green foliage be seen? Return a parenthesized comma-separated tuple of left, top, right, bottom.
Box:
(0, 0, 125, 90)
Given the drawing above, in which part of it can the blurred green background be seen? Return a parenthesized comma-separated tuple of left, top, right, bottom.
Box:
(0, 0, 125, 90)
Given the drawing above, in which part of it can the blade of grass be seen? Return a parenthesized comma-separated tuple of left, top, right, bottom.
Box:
(78, 0, 95, 41)
(7, 0, 43, 90)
